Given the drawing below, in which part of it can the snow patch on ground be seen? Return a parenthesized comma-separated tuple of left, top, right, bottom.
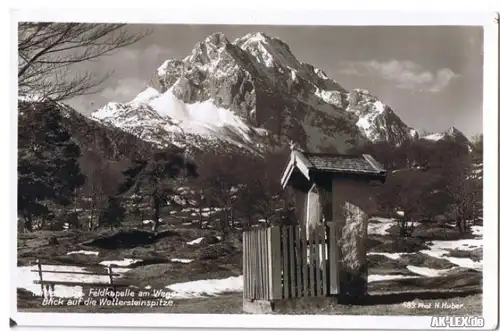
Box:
(187, 237, 204, 245)
(368, 217, 395, 236)
(171, 258, 193, 264)
(471, 225, 483, 237)
(142, 218, 163, 225)
(165, 275, 243, 299)
(367, 252, 405, 260)
(99, 259, 142, 267)
(17, 265, 129, 298)
(406, 265, 455, 277)
(368, 274, 421, 283)
(421, 239, 482, 271)
(66, 250, 99, 256)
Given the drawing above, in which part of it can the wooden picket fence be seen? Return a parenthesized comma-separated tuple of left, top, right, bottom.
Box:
(242, 224, 338, 301)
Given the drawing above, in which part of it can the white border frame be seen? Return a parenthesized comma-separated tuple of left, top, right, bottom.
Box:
(6, 7, 498, 331)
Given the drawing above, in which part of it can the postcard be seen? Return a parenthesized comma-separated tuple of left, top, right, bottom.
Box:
(10, 7, 499, 330)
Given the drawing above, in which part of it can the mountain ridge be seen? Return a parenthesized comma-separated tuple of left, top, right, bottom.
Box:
(88, 32, 443, 153)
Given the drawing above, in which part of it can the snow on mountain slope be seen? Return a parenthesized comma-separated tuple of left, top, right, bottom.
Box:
(92, 32, 419, 153)
(422, 126, 471, 144)
(346, 89, 418, 145)
(92, 79, 267, 153)
(422, 132, 446, 141)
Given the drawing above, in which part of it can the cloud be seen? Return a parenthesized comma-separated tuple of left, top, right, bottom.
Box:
(337, 60, 459, 93)
(100, 77, 148, 102)
(120, 44, 174, 63)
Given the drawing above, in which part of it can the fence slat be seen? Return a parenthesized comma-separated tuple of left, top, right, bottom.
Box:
(269, 227, 282, 300)
(260, 228, 269, 300)
(246, 231, 250, 299)
(253, 230, 257, 299)
(314, 227, 321, 296)
(257, 229, 262, 300)
(262, 229, 266, 300)
(259, 229, 266, 299)
(289, 226, 296, 298)
(250, 230, 254, 299)
(265, 228, 270, 300)
(301, 225, 309, 297)
(243, 232, 247, 299)
(321, 225, 327, 296)
(295, 226, 302, 298)
(248, 230, 252, 299)
(266, 228, 271, 300)
(328, 222, 339, 295)
(282, 226, 289, 299)
(259, 229, 266, 300)
(309, 229, 316, 297)
(248, 231, 252, 299)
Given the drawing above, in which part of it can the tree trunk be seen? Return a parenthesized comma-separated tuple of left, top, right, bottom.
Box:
(25, 214, 33, 232)
(199, 211, 204, 228)
(89, 203, 95, 231)
(456, 218, 462, 233)
(152, 195, 161, 234)
(228, 205, 234, 229)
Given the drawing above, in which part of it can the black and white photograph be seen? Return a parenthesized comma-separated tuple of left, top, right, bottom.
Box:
(10, 8, 498, 330)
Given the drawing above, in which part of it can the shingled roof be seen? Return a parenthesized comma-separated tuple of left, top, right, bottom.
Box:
(280, 150, 387, 188)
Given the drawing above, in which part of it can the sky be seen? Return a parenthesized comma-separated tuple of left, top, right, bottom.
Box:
(66, 25, 483, 138)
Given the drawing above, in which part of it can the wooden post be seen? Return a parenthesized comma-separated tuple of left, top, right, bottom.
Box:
(36, 259, 44, 298)
(108, 265, 114, 291)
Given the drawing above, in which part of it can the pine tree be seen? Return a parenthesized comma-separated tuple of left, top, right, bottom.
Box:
(120, 148, 198, 234)
(100, 196, 125, 228)
(18, 101, 86, 231)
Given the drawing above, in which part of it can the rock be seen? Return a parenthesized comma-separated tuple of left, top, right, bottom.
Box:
(377, 237, 429, 253)
(399, 252, 455, 269)
(366, 237, 385, 251)
(446, 248, 483, 262)
(411, 225, 473, 241)
(48, 236, 59, 245)
(339, 202, 368, 298)
(367, 254, 406, 269)
(198, 242, 234, 260)
(201, 235, 220, 245)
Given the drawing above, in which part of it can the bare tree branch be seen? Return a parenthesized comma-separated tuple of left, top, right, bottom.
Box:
(18, 23, 150, 101)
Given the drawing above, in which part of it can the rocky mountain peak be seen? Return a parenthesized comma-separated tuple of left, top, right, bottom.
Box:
(203, 32, 230, 46)
(346, 89, 417, 145)
(447, 126, 463, 136)
(422, 126, 470, 148)
(93, 32, 419, 154)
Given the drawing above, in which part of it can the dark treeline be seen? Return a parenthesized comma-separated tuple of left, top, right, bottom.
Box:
(349, 137, 483, 235)
(18, 99, 483, 237)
